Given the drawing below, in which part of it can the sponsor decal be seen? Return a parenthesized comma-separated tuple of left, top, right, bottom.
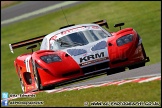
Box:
(80, 52, 105, 63)
(50, 25, 101, 40)
(27, 86, 34, 90)
(50, 35, 57, 40)
(80, 57, 108, 66)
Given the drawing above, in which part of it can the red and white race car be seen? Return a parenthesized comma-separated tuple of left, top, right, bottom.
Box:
(9, 20, 150, 93)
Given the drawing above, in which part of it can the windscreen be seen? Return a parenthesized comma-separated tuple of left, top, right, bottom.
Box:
(50, 30, 109, 50)
(49, 25, 111, 50)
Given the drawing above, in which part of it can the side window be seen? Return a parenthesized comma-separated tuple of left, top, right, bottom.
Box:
(98, 30, 108, 38)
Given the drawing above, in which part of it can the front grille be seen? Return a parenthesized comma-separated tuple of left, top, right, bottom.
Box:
(82, 61, 109, 74)
(62, 71, 80, 77)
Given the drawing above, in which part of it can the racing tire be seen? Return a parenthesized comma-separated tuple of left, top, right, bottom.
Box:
(128, 63, 145, 70)
(33, 68, 43, 91)
(17, 67, 25, 93)
(43, 85, 55, 90)
(107, 67, 125, 75)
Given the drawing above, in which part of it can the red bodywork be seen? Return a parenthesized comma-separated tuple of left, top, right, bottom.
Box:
(108, 28, 145, 68)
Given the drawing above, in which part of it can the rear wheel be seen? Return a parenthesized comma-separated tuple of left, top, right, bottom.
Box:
(32, 59, 43, 91)
(17, 67, 25, 93)
(18, 72, 25, 93)
(20, 77, 25, 93)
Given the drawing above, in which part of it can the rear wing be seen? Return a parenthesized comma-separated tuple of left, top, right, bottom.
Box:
(59, 19, 109, 29)
(93, 19, 109, 29)
(9, 35, 46, 53)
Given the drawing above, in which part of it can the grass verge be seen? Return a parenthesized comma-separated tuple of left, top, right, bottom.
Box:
(7, 80, 161, 107)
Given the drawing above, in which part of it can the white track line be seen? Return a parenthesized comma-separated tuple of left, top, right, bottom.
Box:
(44, 75, 161, 94)
(1, 75, 161, 102)
(87, 73, 161, 85)
(138, 76, 161, 83)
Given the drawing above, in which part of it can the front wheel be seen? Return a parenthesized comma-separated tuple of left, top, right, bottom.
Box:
(33, 69, 43, 91)
(32, 59, 43, 91)
(128, 63, 145, 70)
(18, 67, 25, 93)
(107, 67, 125, 75)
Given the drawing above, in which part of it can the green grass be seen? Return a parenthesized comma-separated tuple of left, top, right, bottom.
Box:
(7, 80, 161, 107)
(1, 1, 161, 106)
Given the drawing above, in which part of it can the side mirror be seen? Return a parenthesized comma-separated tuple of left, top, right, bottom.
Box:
(114, 23, 125, 30)
(26, 44, 37, 53)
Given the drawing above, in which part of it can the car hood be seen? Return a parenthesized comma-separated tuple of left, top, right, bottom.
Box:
(62, 38, 109, 67)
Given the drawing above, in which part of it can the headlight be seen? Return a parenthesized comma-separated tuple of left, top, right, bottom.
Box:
(40, 54, 61, 63)
(116, 34, 133, 46)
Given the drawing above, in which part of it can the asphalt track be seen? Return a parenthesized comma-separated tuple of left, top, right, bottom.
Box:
(1, 1, 85, 27)
(55, 62, 161, 89)
(1, 1, 161, 90)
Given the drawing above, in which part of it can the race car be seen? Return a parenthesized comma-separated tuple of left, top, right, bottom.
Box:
(9, 19, 150, 93)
